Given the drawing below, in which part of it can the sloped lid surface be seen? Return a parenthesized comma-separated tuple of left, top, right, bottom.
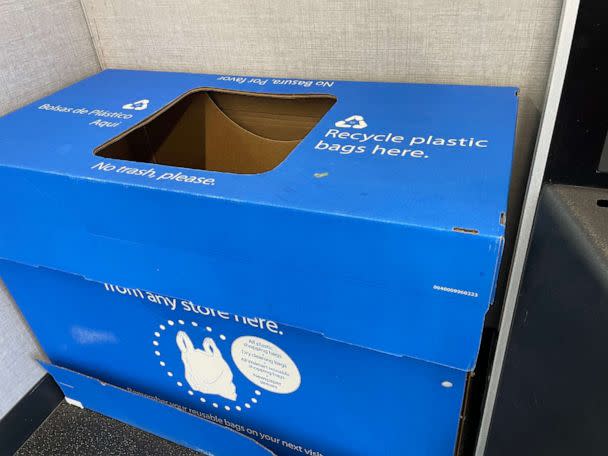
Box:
(0, 70, 517, 238)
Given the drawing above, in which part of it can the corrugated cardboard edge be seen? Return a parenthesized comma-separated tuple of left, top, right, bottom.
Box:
(40, 360, 276, 456)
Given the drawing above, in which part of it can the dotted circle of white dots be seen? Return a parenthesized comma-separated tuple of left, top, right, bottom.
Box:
(441, 381, 453, 388)
(155, 320, 262, 413)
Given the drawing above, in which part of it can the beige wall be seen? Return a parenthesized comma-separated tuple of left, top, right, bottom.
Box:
(0, 1, 99, 116)
(0, 0, 99, 417)
(83, 0, 559, 104)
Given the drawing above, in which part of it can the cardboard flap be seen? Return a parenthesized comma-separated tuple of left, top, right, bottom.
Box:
(203, 93, 299, 174)
(42, 361, 276, 456)
(209, 91, 335, 140)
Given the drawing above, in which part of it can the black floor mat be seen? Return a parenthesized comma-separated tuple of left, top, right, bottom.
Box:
(15, 401, 202, 455)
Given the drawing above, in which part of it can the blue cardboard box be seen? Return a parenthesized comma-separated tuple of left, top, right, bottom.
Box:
(0, 70, 517, 455)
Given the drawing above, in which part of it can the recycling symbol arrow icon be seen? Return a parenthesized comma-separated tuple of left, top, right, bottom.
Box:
(335, 115, 367, 129)
(122, 99, 150, 111)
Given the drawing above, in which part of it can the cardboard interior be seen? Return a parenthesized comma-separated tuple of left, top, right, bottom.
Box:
(96, 90, 336, 174)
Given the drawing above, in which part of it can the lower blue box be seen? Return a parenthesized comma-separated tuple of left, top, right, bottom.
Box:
(2, 260, 467, 455)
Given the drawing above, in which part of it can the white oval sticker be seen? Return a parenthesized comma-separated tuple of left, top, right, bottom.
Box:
(231, 336, 301, 394)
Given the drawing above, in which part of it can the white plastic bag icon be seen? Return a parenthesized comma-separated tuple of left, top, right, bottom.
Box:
(176, 331, 237, 401)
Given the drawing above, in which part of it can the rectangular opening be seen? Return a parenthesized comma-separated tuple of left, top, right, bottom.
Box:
(95, 90, 336, 174)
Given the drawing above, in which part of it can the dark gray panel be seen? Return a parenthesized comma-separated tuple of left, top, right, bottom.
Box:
(16, 401, 201, 456)
(486, 184, 608, 455)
